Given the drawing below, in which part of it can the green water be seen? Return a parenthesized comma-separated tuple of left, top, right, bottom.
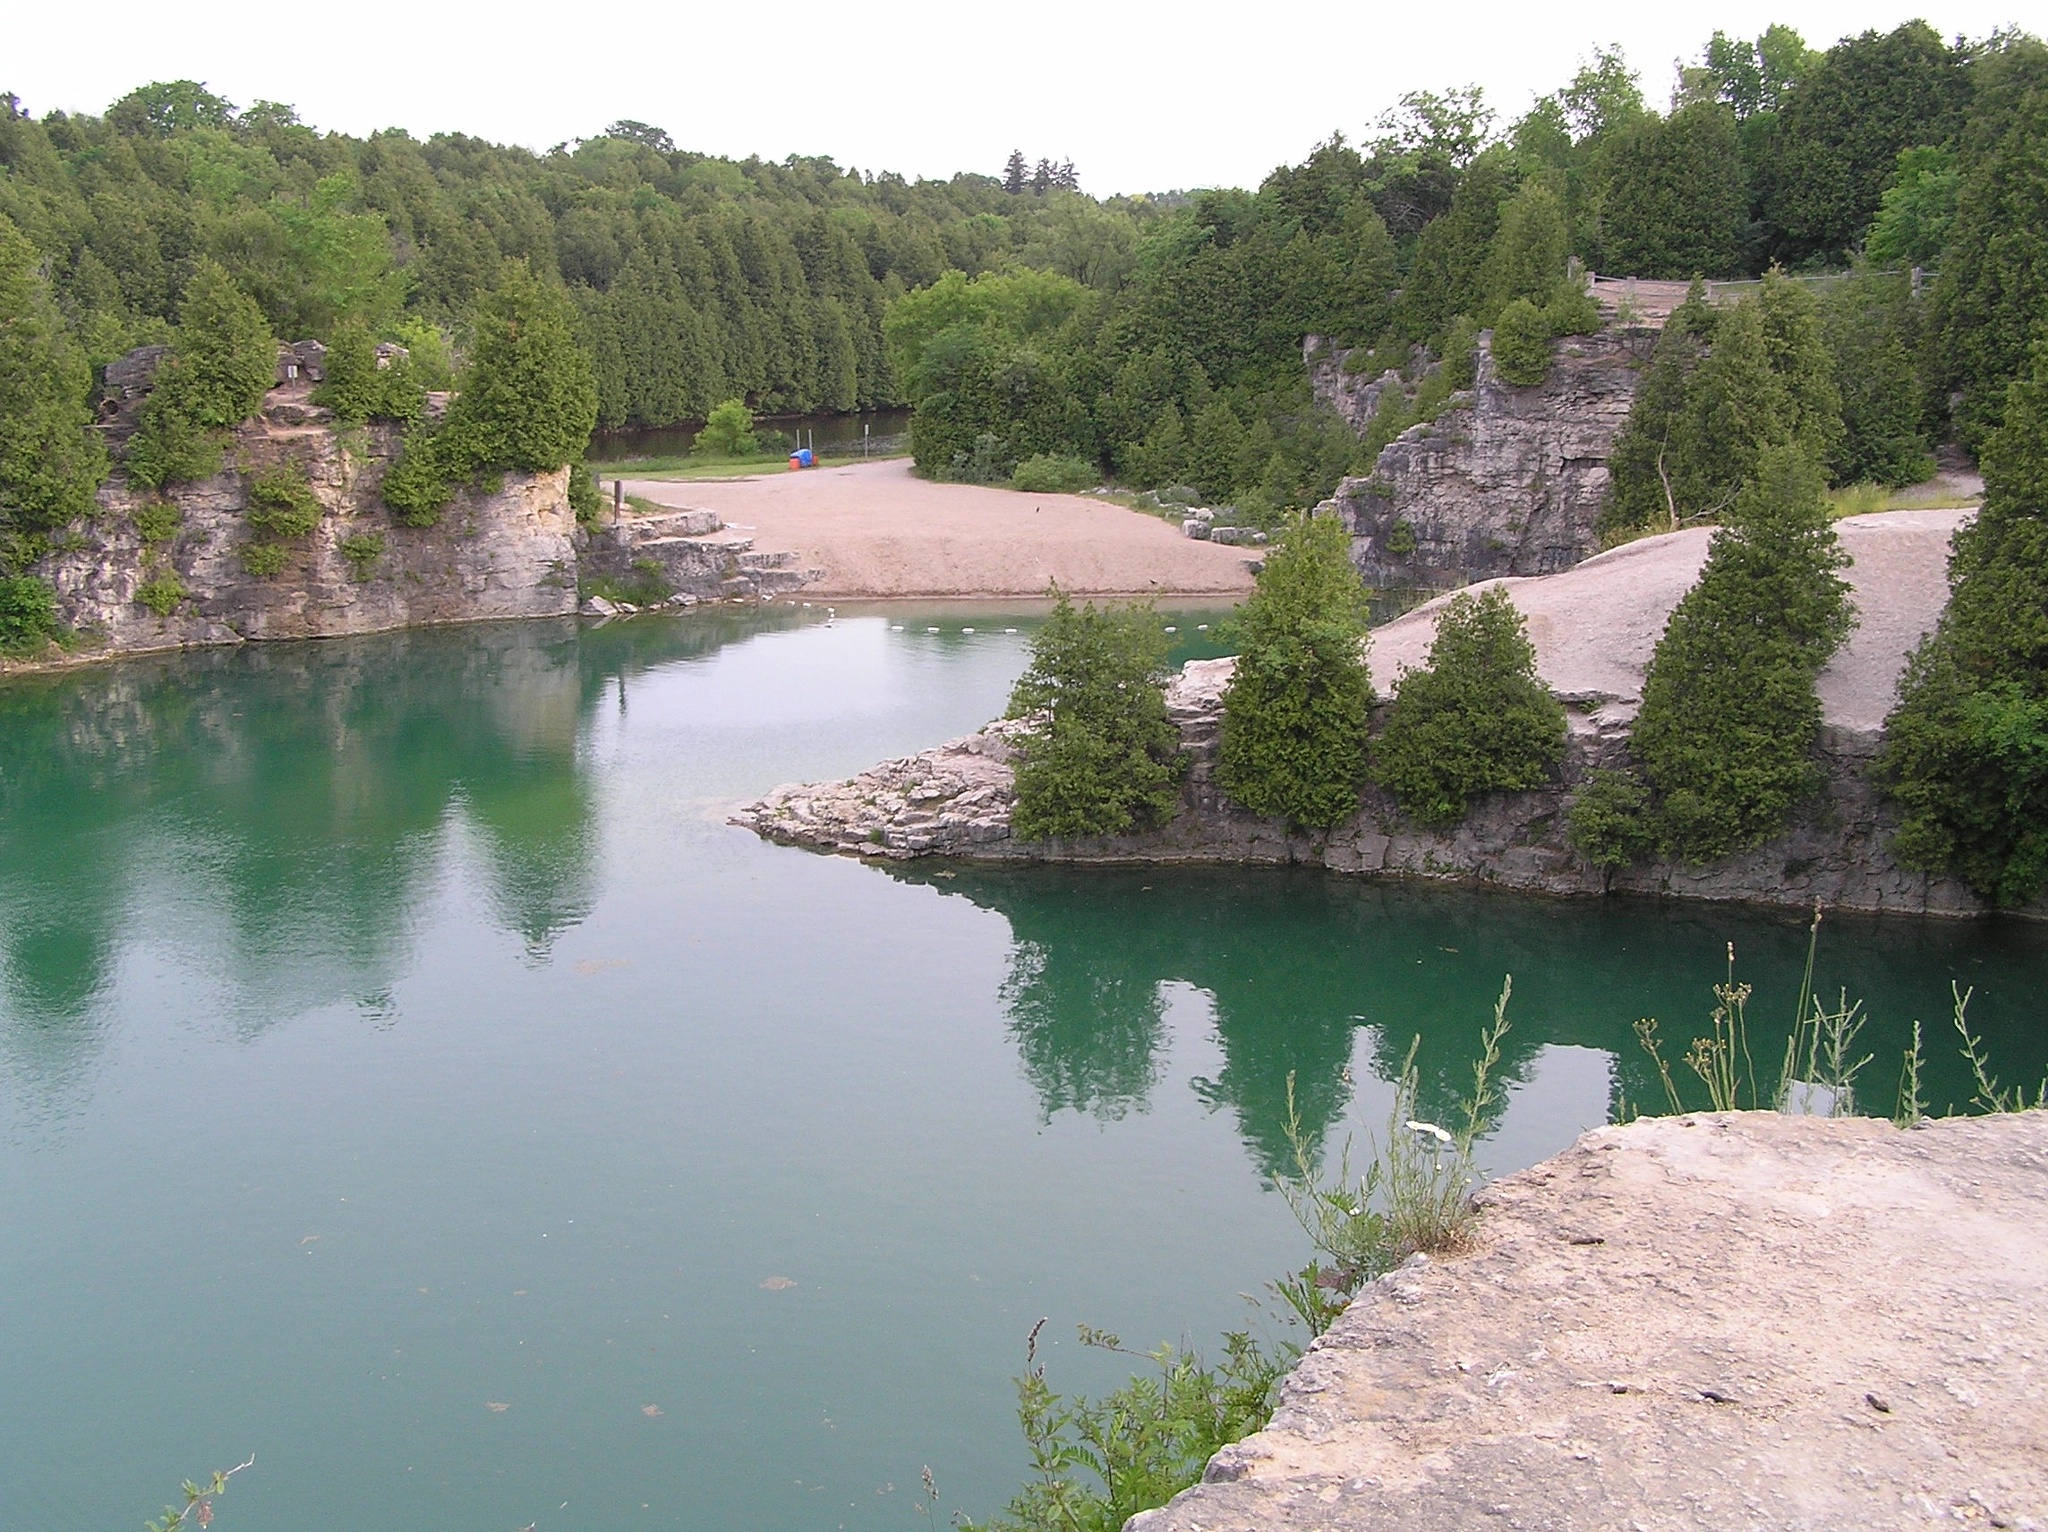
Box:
(2, 611, 2042, 1532)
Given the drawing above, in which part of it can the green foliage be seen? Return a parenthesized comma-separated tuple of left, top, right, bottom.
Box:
(1372, 587, 1566, 823)
(1006, 591, 1185, 840)
(437, 262, 599, 476)
(127, 259, 275, 489)
(965, 1323, 1288, 1532)
(692, 398, 758, 457)
(131, 500, 183, 545)
(134, 570, 190, 616)
(1762, 22, 1968, 265)
(1010, 452, 1098, 494)
(1876, 342, 2048, 904)
(1863, 145, 1957, 268)
(241, 542, 289, 576)
(244, 464, 322, 539)
(0, 217, 108, 537)
(1819, 268, 1933, 487)
(339, 532, 384, 580)
(1566, 767, 1656, 869)
(567, 462, 604, 528)
(1217, 512, 1373, 828)
(1603, 275, 1842, 537)
(0, 574, 62, 653)
(1633, 446, 1855, 861)
(1598, 102, 1747, 279)
(313, 321, 382, 423)
(1489, 297, 1554, 386)
(1928, 35, 2048, 447)
(379, 428, 452, 526)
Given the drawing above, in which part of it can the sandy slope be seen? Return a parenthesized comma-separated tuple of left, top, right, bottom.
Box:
(622, 459, 1260, 599)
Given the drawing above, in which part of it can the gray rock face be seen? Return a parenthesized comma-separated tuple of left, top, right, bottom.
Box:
(1133, 1111, 2048, 1532)
(1302, 337, 1412, 435)
(32, 395, 580, 658)
(1310, 329, 1653, 592)
(580, 500, 821, 601)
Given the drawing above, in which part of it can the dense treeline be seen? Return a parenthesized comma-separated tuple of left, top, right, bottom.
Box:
(0, 80, 1148, 432)
(888, 23, 2048, 515)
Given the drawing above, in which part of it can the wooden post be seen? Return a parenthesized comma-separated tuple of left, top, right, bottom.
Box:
(613, 478, 623, 513)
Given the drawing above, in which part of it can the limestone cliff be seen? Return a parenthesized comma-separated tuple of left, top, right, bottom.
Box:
(1306, 329, 1653, 592)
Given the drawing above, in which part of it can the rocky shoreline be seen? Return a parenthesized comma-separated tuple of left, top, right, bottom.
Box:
(735, 510, 2042, 921)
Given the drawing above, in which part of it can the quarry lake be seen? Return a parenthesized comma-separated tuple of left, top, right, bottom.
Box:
(4, 609, 2044, 1532)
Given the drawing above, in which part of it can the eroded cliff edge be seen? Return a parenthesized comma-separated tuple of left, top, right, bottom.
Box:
(1132, 1110, 2048, 1532)
(734, 508, 2044, 919)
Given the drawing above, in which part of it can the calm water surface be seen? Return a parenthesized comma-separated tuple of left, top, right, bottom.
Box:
(2, 610, 2043, 1532)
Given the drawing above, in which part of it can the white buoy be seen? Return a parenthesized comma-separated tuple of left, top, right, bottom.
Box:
(961, 626, 975, 634)
(1164, 626, 1177, 633)
(1004, 627, 1017, 634)
(1197, 624, 1209, 631)
(891, 624, 904, 631)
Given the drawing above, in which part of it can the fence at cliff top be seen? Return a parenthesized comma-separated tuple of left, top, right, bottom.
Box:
(1587, 269, 1934, 325)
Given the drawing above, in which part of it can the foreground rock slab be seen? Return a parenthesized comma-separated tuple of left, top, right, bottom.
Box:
(1136, 1111, 2048, 1532)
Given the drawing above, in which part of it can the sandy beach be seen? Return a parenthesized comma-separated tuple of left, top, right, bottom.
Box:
(622, 459, 1260, 600)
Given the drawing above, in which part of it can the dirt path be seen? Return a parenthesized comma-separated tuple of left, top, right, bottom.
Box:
(621, 459, 1259, 600)
(1137, 1110, 2048, 1532)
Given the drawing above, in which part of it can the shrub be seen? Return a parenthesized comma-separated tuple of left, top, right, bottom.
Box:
(693, 398, 757, 457)
(1007, 590, 1185, 840)
(1373, 587, 1566, 824)
(1217, 511, 1373, 829)
(1566, 766, 1656, 869)
(1490, 298, 1554, 387)
(245, 466, 323, 540)
(315, 322, 382, 423)
(131, 501, 183, 546)
(339, 533, 385, 581)
(568, 462, 604, 527)
(1384, 519, 1417, 556)
(380, 429, 453, 526)
(127, 259, 275, 489)
(1009, 453, 1097, 494)
(1632, 446, 1854, 861)
(1875, 341, 2048, 903)
(135, 571, 189, 616)
(0, 574, 61, 652)
(242, 542, 289, 577)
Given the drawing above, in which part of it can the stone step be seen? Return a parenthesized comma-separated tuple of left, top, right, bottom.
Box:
(738, 549, 798, 571)
(637, 533, 753, 556)
(617, 507, 721, 539)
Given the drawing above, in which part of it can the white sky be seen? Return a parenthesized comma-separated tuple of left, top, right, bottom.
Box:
(5, 2, 2026, 196)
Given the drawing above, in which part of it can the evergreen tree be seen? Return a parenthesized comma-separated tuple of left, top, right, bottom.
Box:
(1632, 445, 1854, 861)
(1876, 341, 2048, 904)
(0, 217, 108, 542)
(314, 320, 382, 424)
(1762, 21, 1968, 265)
(1004, 150, 1028, 196)
(1490, 299, 1555, 387)
(1482, 180, 1571, 316)
(1821, 269, 1932, 486)
(1928, 34, 2048, 447)
(438, 262, 599, 475)
(127, 257, 275, 488)
(1372, 585, 1566, 824)
(1217, 512, 1373, 828)
(1598, 102, 1746, 279)
(1006, 591, 1185, 840)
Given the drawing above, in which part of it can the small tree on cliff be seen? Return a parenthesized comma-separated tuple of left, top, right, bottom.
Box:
(1373, 586, 1566, 824)
(0, 216, 107, 546)
(382, 262, 598, 525)
(1217, 511, 1373, 829)
(1006, 590, 1185, 840)
(127, 258, 277, 489)
(1876, 340, 2048, 904)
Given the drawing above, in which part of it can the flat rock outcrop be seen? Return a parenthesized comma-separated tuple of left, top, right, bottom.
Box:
(1132, 1110, 2048, 1532)
(1314, 329, 1653, 593)
(734, 509, 2044, 919)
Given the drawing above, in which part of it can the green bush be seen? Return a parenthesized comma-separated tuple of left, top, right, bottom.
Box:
(135, 571, 189, 616)
(1633, 446, 1854, 861)
(568, 462, 605, 528)
(339, 533, 385, 581)
(1566, 767, 1656, 869)
(127, 259, 275, 490)
(245, 466, 323, 540)
(242, 542, 289, 577)
(1007, 591, 1185, 840)
(131, 500, 183, 546)
(0, 217, 108, 537)
(316, 322, 428, 426)
(1490, 299, 1555, 387)
(1373, 586, 1566, 824)
(380, 428, 452, 526)
(1010, 453, 1097, 494)
(0, 574, 61, 653)
(1875, 341, 2048, 903)
(693, 398, 758, 457)
(1217, 512, 1373, 829)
